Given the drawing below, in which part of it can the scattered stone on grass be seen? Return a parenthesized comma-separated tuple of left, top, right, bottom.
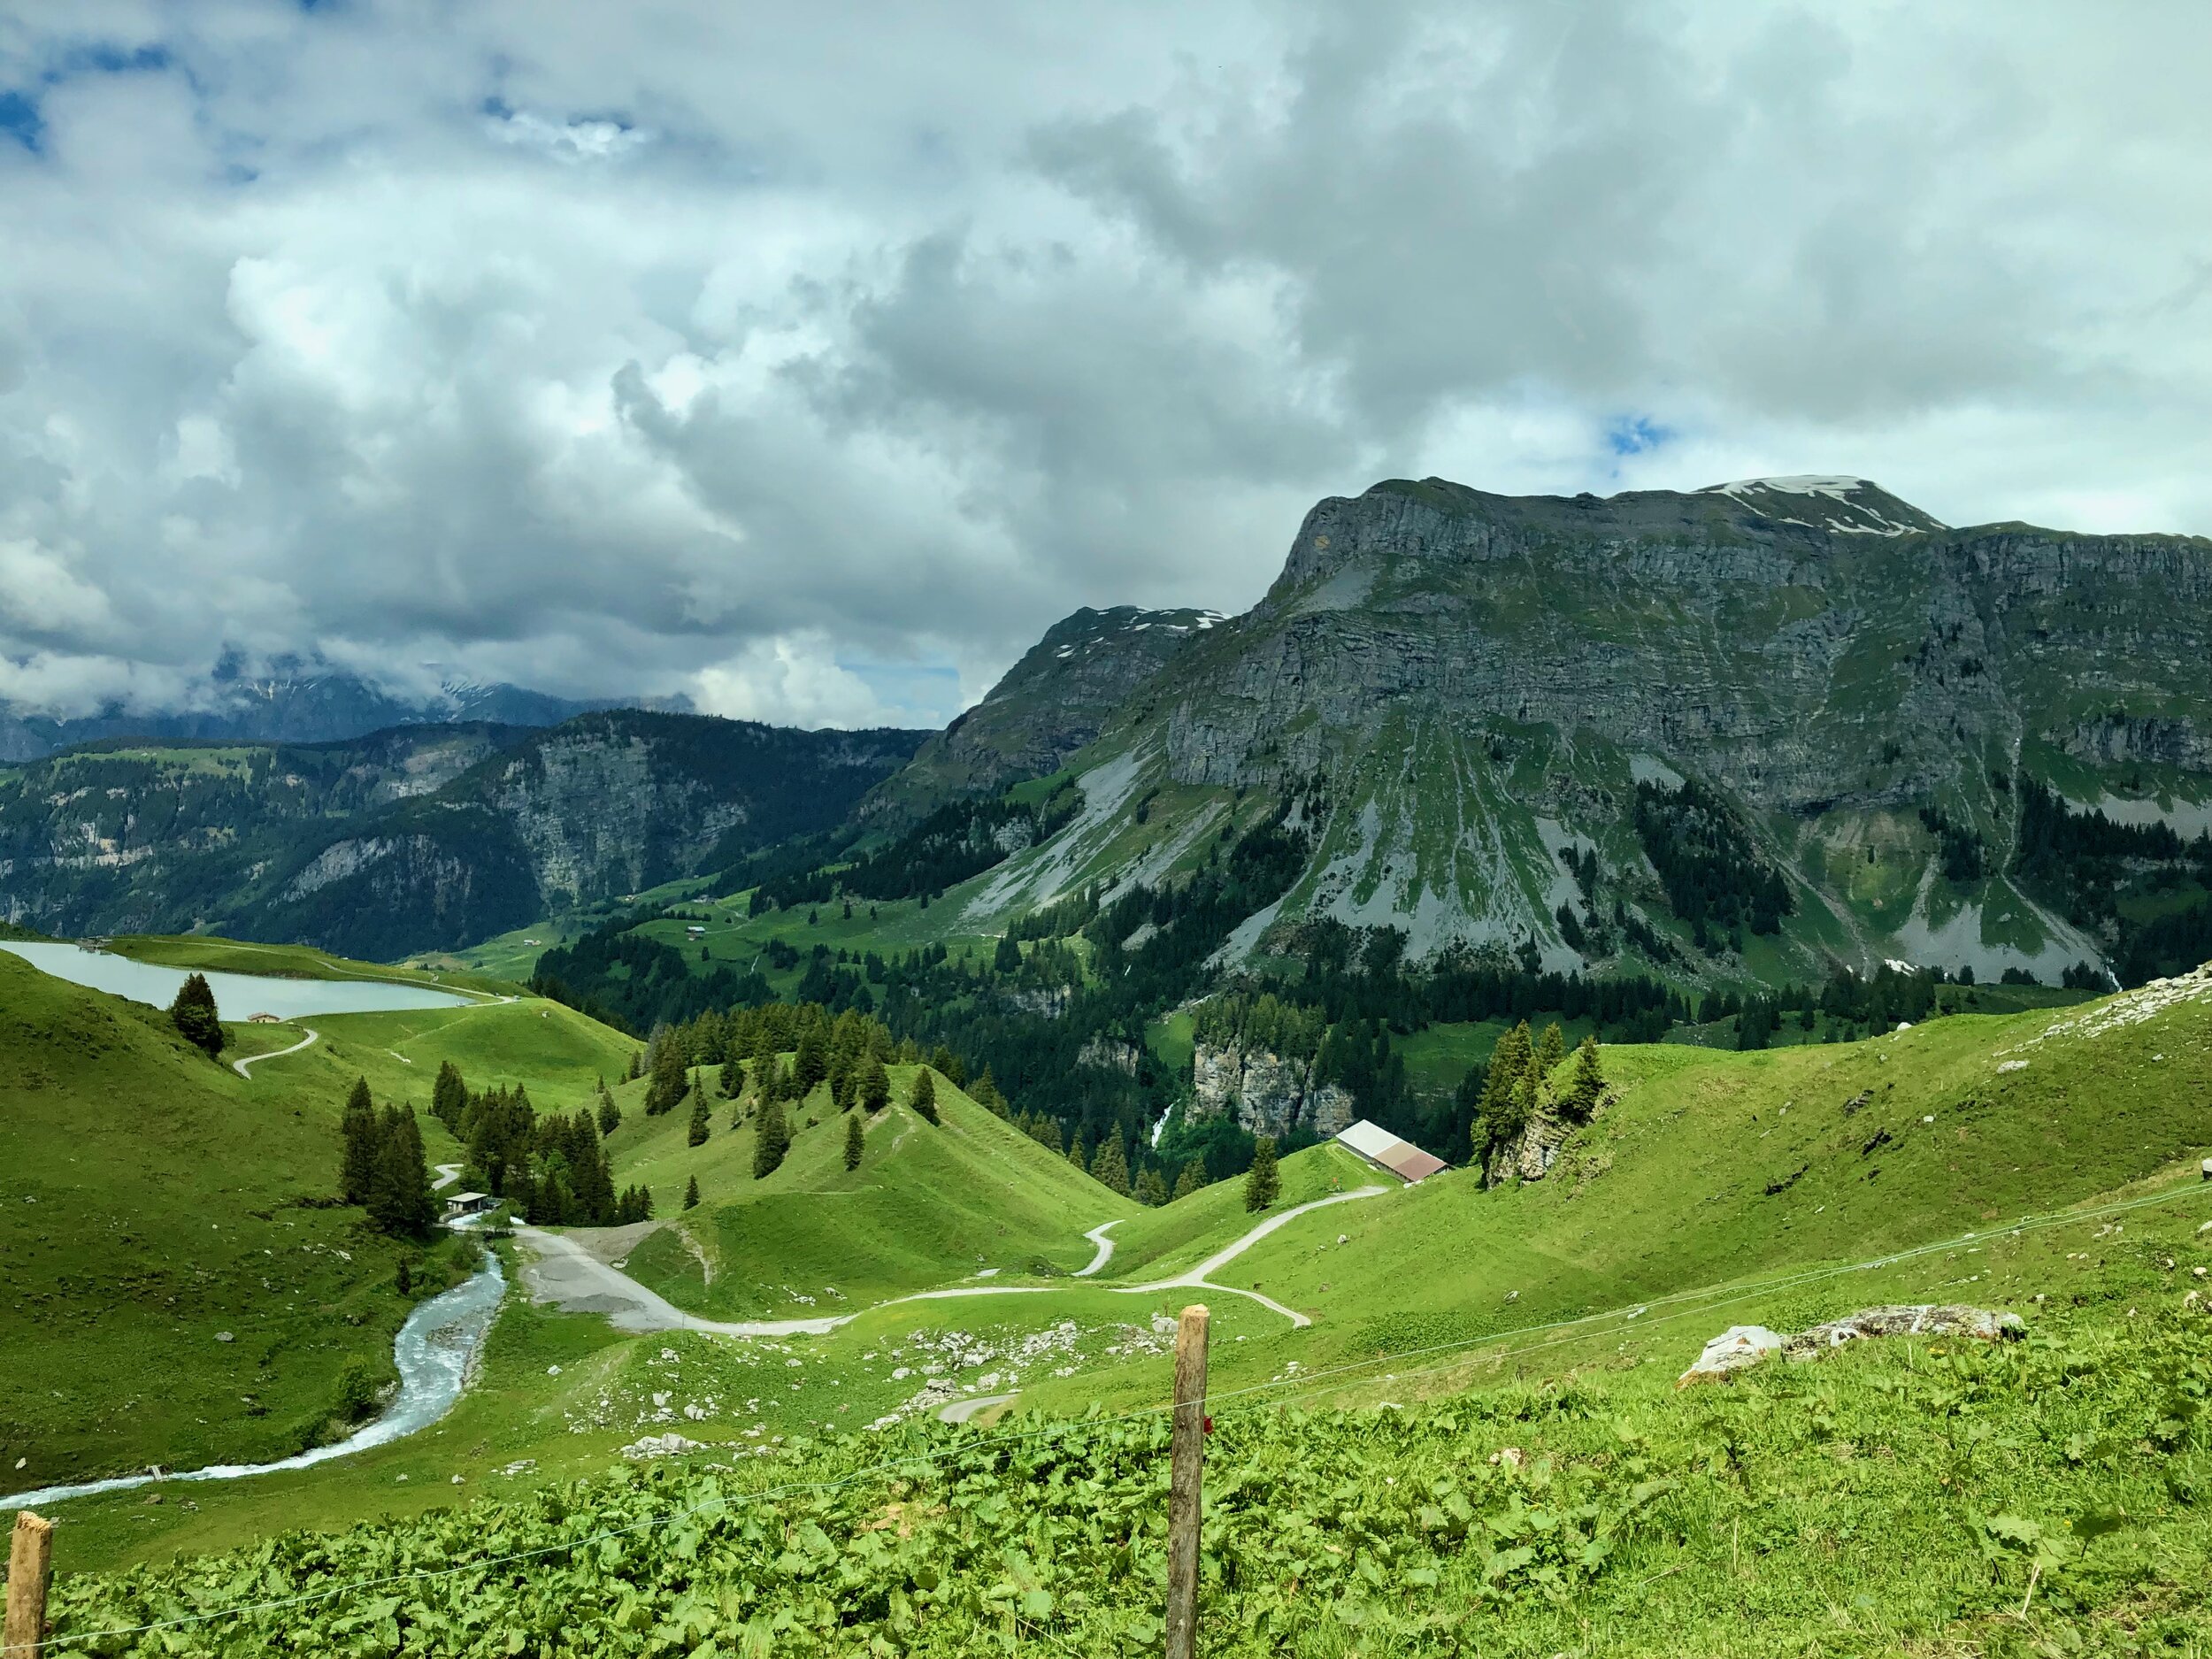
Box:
(1679, 1304, 2027, 1386)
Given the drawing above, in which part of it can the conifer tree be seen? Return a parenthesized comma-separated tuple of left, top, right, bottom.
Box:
(1091, 1133, 1132, 1194)
(752, 1097, 791, 1179)
(684, 1175, 701, 1210)
(858, 1055, 891, 1115)
(339, 1076, 380, 1204)
(718, 1059, 742, 1099)
(626, 1048, 642, 1081)
(1065, 1137, 1087, 1171)
(1171, 1161, 1204, 1201)
(793, 1027, 829, 1099)
(1479, 1020, 1532, 1121)
(907, 1066, 936, 1123)
(365, 1105, 434, 1238)
(595, 1078, 621, 1136)
(1244, 1137, 1280, 1212)
(843, 1112, 864, 1171)
(645, 1032, 688, 1116)
(169, 972, 224, 1057)
(687, 1090, 710, 1147)
(968, 1066, 1006, 1115)
(1135, 1165, 1170, 1206)
(432, 1061, 468, 1132)
(573, 1111, 618, 1223)
(1534, 1021, 1568, 1080)
(994, 933, 1022, 973)
(1559, 1034, 1608, 1123)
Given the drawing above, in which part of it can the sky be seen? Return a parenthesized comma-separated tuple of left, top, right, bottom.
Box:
(2, 2, 2208, 732)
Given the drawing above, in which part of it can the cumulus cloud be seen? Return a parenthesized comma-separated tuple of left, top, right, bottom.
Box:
(0, 1, 2206, 726)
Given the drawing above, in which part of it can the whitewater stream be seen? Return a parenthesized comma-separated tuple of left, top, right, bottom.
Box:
(0, 1252, 506, 1510)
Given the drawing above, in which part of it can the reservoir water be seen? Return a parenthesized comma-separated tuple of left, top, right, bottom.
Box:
(0, 1251, 507, 1509)
(0, 941, 475, 1018)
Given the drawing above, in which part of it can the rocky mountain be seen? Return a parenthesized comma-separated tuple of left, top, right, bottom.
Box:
(956, 475, 2212, 988)
(0, 712, 926, 959)
(862, 605, 1220, 822)
(0, 667, 678, 762)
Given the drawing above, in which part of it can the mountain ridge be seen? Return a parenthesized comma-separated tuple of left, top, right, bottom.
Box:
(942, 472, 2212, 987)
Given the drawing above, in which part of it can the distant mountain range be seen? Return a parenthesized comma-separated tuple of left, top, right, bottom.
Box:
(0, 711, 926, 957)
(0, 669, 687, 762)
(7, 475, 2208, 991)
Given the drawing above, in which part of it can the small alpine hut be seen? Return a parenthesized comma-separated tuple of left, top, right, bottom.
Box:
(1333, 1119, 1448, 1185)
(443, 1191, 496, 1220)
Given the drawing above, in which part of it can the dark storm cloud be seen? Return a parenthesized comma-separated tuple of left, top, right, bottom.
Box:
(0, 1, 2206, 727)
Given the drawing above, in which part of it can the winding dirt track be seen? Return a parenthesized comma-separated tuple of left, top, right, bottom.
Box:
(231, 1027, 319, 1078)
(515, 1186, 1396, 1338)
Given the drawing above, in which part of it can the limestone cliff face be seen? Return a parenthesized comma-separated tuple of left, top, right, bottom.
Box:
(1045, 474, 2212, 983)
(1190, 1040, 1355, 1138)
(1162, 478, 2212, 816)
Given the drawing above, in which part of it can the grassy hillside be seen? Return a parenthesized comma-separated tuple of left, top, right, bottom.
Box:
(605, 1069, 1133, 1319)
(0, 954, 477, 1488)
(37, 1182, 2212, 1655)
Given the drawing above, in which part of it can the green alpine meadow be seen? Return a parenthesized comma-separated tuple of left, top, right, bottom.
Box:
(6, 11, 2212, 1652)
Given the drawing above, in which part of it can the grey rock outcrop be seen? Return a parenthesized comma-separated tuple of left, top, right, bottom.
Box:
(1678, 1302, 2026, 1386)
(1190, 1041, 1355, 1137)
(1079, 474, 2212, 979)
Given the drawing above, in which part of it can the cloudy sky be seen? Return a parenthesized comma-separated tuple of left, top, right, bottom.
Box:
(2, 2, 2208, 731)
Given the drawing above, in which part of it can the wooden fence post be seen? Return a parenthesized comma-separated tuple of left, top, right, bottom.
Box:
(4, 1510, 52, 1655)
(1165, 1303, 1210, 1659)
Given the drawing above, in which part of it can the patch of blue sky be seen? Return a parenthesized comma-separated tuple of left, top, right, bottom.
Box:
(1604, 415, 1671, 457)
(0, 90, 39, 152)
(1, 37, 175, 154)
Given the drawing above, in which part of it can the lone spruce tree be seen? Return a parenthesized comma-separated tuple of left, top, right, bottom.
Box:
(339, 1076, 380, 1203)
(843, 1112, 864, 1171)
(644, 1032, 688, 1116)
(752, 1096, 790, 1179)
(687, 1090, 710, 1147)
(908, 1067, 937, 1124)
(859, 1055, 892, 1115)
(1244, 1136, 1280, 1212)
(169, 972, 223, 1058)
(595, 1077, 621, 1135)
(683, 1175, 701, 1210)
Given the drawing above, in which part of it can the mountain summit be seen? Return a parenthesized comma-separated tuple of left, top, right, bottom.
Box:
(949, 474, 2212, 987)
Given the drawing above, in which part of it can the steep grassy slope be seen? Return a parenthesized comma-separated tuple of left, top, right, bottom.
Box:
(0, 954, 478, 1488)
(605, 1070, 1132, 1319)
